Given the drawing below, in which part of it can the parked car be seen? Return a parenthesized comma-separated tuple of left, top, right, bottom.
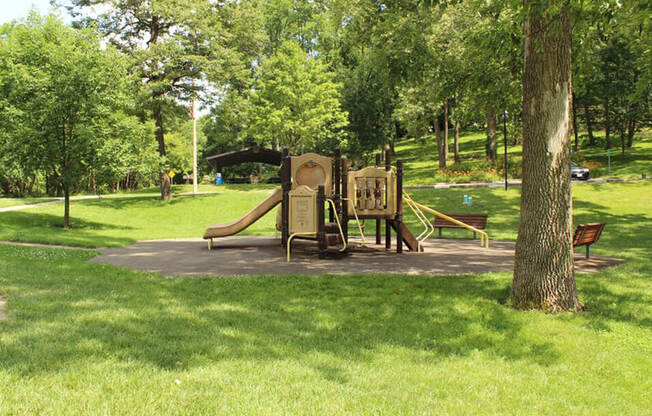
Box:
(571, 162, 590, 180)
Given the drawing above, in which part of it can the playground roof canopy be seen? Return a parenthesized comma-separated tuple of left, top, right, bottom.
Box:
(206, 146, 282, 170)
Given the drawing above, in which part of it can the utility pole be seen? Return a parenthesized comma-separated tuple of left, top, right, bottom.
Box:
(192, 81, 198, 195)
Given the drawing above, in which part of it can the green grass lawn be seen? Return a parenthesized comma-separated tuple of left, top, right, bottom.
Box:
(0, 183, 650, 414)
(1, 243, 650, 414)
(0, 186, 279, 247)
(395, 129, 652, 186)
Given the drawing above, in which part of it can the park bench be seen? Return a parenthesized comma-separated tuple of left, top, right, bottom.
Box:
(573, 222, 605, 259)
(433, 213, 488, 239)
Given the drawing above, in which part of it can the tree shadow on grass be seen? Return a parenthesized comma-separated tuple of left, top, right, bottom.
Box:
(0, 250, 561, 379)
(0, 211, 135, 247)
(576, 273, 652, 330)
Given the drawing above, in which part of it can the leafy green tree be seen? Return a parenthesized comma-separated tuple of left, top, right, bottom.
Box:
(0, 14, 149, 227)
(572, 0, 650, 151)
(65, 0, 262, 200)
(247, 40, 348, 153)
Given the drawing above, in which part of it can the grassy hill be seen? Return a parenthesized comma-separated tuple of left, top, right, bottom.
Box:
(394, 129, 652, 186)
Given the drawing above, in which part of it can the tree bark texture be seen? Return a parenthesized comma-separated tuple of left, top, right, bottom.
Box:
(486, 110, 497, 160)
(434, 115, 446, 169)
(572, 92, 579, 152)
(154, 101, 172, 201)
(583, 104, 595, 145)
(512, 1, 580, 312)
(443, 101, 449, 160)
(454, 118, 461, 163)
(604, 100, 611, 149)
(626, 119, 635, 148)
(63, 185, 70, 229)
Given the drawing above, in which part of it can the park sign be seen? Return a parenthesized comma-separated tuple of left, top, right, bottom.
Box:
(168, 170, 175, 179)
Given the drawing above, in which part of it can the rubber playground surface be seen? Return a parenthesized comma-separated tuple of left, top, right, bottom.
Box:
(91, 236, 624, 277)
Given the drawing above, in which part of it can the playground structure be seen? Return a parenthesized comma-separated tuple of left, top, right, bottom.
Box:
(203, 147, 489, 261)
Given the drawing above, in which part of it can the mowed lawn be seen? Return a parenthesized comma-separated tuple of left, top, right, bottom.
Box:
(0, 185, 279, 247)
(0, 182, 650, 414)
(395, 129, 652, 185)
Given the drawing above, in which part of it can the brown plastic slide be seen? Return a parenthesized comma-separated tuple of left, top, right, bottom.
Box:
(203, 188, 283, 239)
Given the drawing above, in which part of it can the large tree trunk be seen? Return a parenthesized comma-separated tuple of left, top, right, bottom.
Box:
(486, 110, 497, 161)
(626, 119, 635, 148)
(619, 120, 626, 156)
(512, 0, 580, 312)
(583, 104, 595, 145)
(154, 101, 172, 201)
(454, 117, 461, 163)
(604, 100, 611, 150)
(63, 185, 70, 229)
(434, 115, 446, 169)
(572, 92, 579, 152)
(443, 100, 449, 161)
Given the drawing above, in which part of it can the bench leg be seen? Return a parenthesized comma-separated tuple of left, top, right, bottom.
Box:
(438, 228, 442, 238)
(586, 244, 590, 259)
(473, 232, 476, 239)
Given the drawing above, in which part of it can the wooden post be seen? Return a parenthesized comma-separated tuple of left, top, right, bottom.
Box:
(385, 148, 392, 250)
(396, 158, 403, 254)
(317, 185, 326, 257)
(341, 157, 349, 243)
(334, 149, 341, 221)
(375, 153, 382, 245)
(281, 149, 290, 248)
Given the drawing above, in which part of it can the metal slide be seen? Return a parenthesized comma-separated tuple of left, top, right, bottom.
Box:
(204, 188, 283, 241)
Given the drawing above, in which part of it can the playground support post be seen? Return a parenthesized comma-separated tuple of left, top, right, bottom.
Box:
(281, 149, 290, 248)
(334, 149, 341, 215)
(341, 157, 349, 242)
(317, 185, 326, 257)
(375, 153, 382, 245)
(385, 148, 392, 250)
(396, 158, 403, 254)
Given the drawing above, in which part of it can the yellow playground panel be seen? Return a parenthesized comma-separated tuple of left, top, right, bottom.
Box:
(347, 166, 395, 217)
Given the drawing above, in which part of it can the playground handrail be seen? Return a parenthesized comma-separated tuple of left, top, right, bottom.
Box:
(287, 232, 317, 262)
(403, 194, 433, 252)
(286, 199, 348, 262)
(342, 198, 368, 246)
(406, 198, 490, 248)
(326, 198, 348, 253)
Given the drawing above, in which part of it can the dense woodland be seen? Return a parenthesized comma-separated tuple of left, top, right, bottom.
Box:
(0, 0, 649, 200)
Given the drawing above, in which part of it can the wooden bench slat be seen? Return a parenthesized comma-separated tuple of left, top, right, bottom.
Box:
(433, 214, 488, 229)
(432, 213, 488, 240)
(572, 222, 605, 259)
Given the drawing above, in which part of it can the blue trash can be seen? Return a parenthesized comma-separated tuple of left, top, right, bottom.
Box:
(215, 173, 223, 185)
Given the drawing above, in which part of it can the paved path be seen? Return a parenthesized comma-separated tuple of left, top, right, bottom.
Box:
(0, 195, 102, 213)
(91, 236, 624, 277)
(0, 191, 228, 213)
(0, 240, 94, 250)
